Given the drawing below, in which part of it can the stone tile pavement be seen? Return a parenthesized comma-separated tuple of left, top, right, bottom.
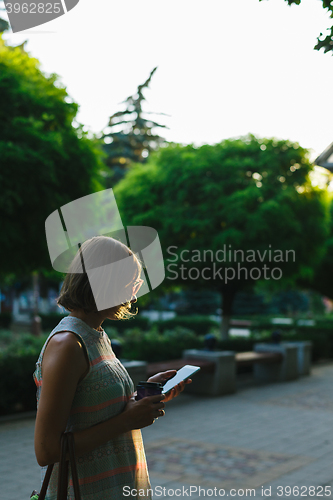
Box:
(1, 363, 333, 499)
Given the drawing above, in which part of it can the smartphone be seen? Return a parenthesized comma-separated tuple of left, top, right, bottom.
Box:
(162, 364, 201, 394)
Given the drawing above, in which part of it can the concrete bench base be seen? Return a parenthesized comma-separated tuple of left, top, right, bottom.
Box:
(281, 341, 312, 376)
(182, 350, 236, 396)
(254, 343, 299, 383)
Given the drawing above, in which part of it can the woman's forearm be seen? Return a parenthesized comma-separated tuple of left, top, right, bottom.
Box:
(37, 411, 131, 467)
(73, 411, 131, 457)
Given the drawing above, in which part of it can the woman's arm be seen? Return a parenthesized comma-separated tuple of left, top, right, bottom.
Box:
(34, 332, 164, 467)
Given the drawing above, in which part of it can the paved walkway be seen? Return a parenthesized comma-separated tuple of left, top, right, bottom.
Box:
(1, 363, 333, 499)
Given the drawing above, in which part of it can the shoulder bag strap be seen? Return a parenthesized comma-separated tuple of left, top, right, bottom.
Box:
(67, 432, 82, 500)
(57, 433, 69, 500)
(37, 463, 54, 500)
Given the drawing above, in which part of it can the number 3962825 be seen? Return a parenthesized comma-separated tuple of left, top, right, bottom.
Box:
(5, 3, 61, 14)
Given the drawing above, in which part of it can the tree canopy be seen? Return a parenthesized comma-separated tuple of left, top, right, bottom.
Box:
(114, 136, 328, 338)
(298, 194, 333, 299)
(0, 35, 105, 278)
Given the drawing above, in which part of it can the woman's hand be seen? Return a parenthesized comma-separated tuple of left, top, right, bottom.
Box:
(122, 394, 166, 429)
(148, 370, 192, 403)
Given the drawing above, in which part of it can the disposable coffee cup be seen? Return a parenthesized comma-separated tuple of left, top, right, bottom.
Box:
(136, 381, 163, 400)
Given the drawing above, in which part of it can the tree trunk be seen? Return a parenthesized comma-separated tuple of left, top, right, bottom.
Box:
(220, 289, 236, 340)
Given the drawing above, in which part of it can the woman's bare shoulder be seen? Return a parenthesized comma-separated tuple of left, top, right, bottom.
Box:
(42, 331, 89, 379)
(46, 331, 84, 348)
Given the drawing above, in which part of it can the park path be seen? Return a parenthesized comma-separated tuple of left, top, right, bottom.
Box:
(1, 363, 333, 499)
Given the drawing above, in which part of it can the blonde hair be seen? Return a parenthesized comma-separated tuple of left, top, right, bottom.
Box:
(57, 236, 142, 319)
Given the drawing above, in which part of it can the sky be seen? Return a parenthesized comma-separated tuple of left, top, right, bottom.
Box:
(2, 0, 333, 163)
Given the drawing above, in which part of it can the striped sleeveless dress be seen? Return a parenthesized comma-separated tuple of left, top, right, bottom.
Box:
(33, 316, 152, 500)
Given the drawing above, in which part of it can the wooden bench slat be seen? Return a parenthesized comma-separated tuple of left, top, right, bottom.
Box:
(147, 358, 215, 377)
(230, 320, 252, 327)
(236, 351, 283, 366)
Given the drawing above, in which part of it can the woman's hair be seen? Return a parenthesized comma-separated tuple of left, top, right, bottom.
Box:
(57, 236, 142, 319)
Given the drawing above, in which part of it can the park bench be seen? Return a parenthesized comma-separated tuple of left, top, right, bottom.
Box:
(146, 347, 295, 397)
(123, 358, 215, 392)
(124, 342, 311, 397)
(179, 343, 305, 396)
(147, 352, 282, 384)
(146, 352, 282, 397)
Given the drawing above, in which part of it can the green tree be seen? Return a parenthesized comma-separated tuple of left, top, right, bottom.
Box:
(297, 195, 333, 299)
(0, 35, 105, 278)
(114, 136, 328, 338)
(102, 67, 168, 185)
(260, 0, 333, 54)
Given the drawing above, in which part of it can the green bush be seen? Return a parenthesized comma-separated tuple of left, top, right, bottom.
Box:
(281, 329, 333, 361)
(154, 315, 218, 336)
(39, 313, 152, 333)
(0, 333, 47, 415)
(106, 314, 218, 336)
(250, 326, 333, 362)
(106, 325, 204, 362)
(216, 338, 256, 352)
(0, 352, 39, 414)
(0, 326, 204, 415)
(1, 319, 333, 416)
(0, 312, 11, 329)
(39, 313, 67, 331)
(0, 329, 14, 349)
(3, 333, 48, 355)
(251, 318, 333, 332)
(103, 315, 151, 333)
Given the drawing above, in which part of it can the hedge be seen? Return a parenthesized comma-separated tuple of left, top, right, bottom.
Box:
(36, 313, 218, 336)
(103, 315, 151, 333)
(0, 333, 47, 415)
(153, 315, 218, 336)
(0, 312, 12, 329)
(252, 319, 333, 332)
(0, 327, 205, 415)
(105, 326, 205, 362)
(38, 313, 67, 330)
(281, 329, 333, 361)
(0, 352, 39, 414)
(1, 321, 333, 416)
(37, 313, 151, 333)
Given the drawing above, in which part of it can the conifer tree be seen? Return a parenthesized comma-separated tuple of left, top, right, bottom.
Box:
(102, 67, 168, 185)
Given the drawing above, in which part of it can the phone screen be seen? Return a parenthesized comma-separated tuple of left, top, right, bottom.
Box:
(162, 365, 201, 394)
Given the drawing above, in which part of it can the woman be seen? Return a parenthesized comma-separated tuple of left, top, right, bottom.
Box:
(34, 236, 189, 499)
